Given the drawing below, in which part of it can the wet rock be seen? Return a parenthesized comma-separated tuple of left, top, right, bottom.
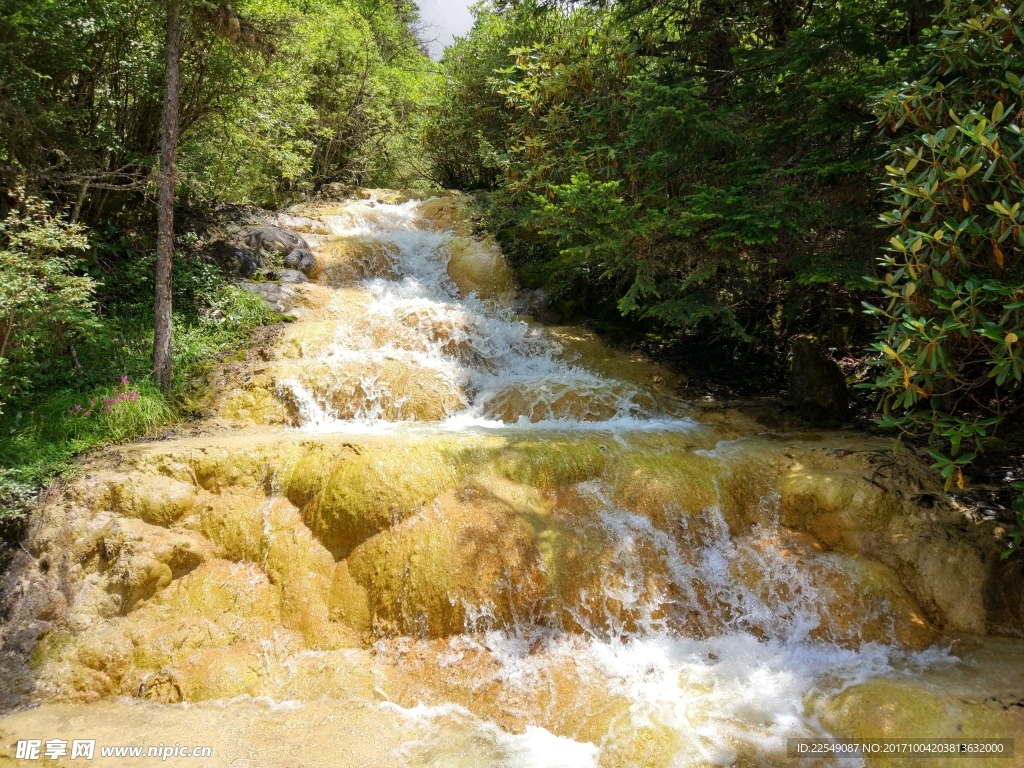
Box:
(328, 561, 371, 632)
(237, 225, 307, 257)
(208, 239, 261, 277)
(514, 289, 560, 323)
(816, 677, 1024, 751)
(347, 490, 549, 637)
(275, 357, 469, 423)
(283, 247, 315, 275)
(442, 236, 515, 299)
(789, 336, 848, 425)
(12, 191, 1024, 745)
(481, 381, 652, 423)
(730, 532, 937, 650)
(416, 195, 472, 235)
(772, 444, 1024, 637)
(282, 440, 464, 558)
(313, 237, 397, 283)
(273, 213, 332, 235)
(277, 268, 307, 284)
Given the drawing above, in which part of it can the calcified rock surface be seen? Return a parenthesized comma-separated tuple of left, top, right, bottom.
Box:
(2, 192, 1022, 767)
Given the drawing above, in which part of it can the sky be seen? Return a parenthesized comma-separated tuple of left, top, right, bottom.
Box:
(416, 0, 476, 59)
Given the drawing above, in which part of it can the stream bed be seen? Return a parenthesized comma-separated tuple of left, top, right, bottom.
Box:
(1, 192, 1022, 767)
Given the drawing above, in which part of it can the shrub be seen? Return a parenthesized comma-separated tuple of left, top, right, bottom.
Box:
(0, 468, 35, 542)
(868, 0, 1024, 490)
(0, 192, 97, 413)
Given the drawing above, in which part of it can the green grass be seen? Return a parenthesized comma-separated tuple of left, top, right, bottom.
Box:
(0, 283, 279, 539)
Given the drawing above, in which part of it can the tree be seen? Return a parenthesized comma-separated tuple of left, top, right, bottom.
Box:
(152, 0, 282, 389)
(868, 0, 1024, 490)
(434, 0, 929, 360)
(153, 0, 183, 392)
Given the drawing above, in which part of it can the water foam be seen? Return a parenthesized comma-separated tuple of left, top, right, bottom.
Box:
(278, 197, 694, 433)
(269, 194, 960, 765)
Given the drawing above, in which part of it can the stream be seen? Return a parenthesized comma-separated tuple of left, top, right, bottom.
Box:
(1, 192, 1022, 767)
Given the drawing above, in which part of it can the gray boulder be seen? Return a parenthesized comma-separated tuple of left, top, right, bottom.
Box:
(283, 248, 316, 276)
(208, 240, 261, 278)
(237, 226, 307, 256)
(789, 336, 849, 426)
(206, 225, 310, 278)
(277, 268, 307, 284)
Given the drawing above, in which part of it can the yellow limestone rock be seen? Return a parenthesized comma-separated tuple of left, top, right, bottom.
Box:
(482, 380, 654, 423)
(11, 191, 1024, 765)
(275, 358, 467, 421)
(348, 488, 549, 637)
(415, 195, 474, 235)
(598, 719, 683, 768)
(729, 529, 937, 650)
(549, 325, 683, 392)
(609, 450, 726, 537)
(282, 438, 465, 557)
(817, 677, 1024, 767)
(107, 474, 201, 526)
(775, 448, 992, 635)
(442, 236, 516, 299)
(313, 236, 399, 284)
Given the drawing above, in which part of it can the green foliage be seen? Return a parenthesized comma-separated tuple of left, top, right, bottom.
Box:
(418, 3, 556, 189)
(0, 466, 35, 541)
(0, 272, 278, 517)
(868, 0, 1024, 491)
(0, 192, 97, 412)
(0, 0, 426, 540)
(1, 0, 430, 209)
(429, 0, 929, 359)
(181, 0, 431, 202)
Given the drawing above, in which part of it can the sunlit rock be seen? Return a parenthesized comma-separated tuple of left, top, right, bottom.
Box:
(549, 325, 683, 392)
(348, 488, 549, 637)
(107, 474, 201, 526)
(281, 439, 464, 557)
(775, 449, 996, 635)
(9, 190, 1024, 761)
(415, 195, 473, 235)
(442, 236, 516, 299)
(814, 675, 1024, 760)
(313, 236, 399, 284)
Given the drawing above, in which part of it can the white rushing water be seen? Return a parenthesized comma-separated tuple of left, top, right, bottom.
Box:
(266, 195, 957, 766)
(5, 192, 1013, 768)
(276, 195, 698, 434)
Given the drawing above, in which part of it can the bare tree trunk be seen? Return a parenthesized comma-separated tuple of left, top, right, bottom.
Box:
(153, 0, 183, 392)
(71, 180, 90, 224)
(700, 0, 736, 104)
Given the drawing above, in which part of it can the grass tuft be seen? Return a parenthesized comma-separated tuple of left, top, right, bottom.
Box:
(0, 280, 280, 539)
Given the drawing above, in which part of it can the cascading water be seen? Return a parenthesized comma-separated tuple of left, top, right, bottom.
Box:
(4, 191, 1022, 767)
(265, 198, 680, 431)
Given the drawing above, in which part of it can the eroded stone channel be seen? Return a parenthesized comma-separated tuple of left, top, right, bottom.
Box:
(2, 192, 1022, 767)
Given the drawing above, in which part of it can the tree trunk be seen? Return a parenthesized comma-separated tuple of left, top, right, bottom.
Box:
(700, 0, 736, 104)
(769, 0, 800, 47)
(153, 0, 183, 392)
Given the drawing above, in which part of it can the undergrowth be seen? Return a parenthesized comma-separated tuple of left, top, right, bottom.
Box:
(0, 267, 278, 542)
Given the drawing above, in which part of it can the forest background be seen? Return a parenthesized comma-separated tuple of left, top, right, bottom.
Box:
(1, 0, 1022, 550)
